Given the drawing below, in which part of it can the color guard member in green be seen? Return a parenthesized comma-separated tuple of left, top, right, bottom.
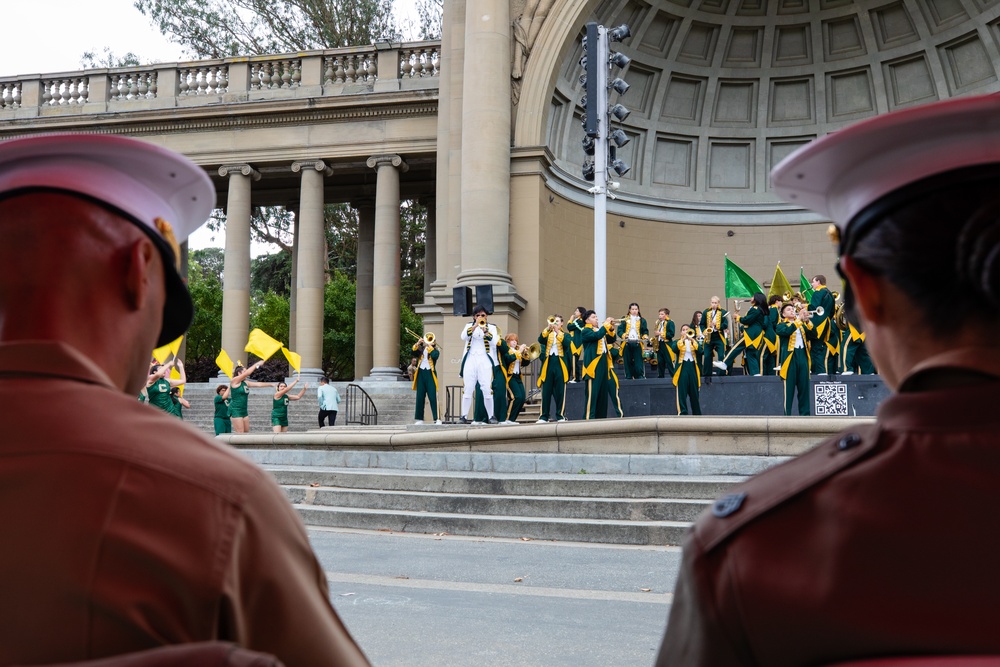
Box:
(271, 378, 308, 433)
(167, 387, 190, 419)
(145, 358, 186, 413)
(213, 384, 231, 435)
(581, 310, 624, 420)
(567, 306, 587, 383)
(670, 325, 702, 415)
(411, 334, 441, 424)
(761, 294, 782, 375)
(229, 360, 275, 433)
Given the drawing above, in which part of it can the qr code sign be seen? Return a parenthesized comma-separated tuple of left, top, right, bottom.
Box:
(814, 382, 848, 416)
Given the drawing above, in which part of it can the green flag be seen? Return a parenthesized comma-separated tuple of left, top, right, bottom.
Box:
(724, 256, 763, 299)
(768, 264, 793, 300)
(799, 268, 815, 302)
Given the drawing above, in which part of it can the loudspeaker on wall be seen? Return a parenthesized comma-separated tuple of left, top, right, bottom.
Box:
(475, 284, 494, 315)
(453, 286, 473, 317)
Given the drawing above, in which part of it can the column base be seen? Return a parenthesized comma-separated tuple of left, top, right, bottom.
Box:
(364, 367, 406, 381)
(292, 368, 325, 383)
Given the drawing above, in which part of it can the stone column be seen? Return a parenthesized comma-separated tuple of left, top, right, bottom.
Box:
(354, 198, 376, 380)
(422, 196, 437, 294)
(366, 154, 408, 380)
(288, 206, 300, 354)
(458, 0, 512, 289)
(291, 160, 333, 381)
(218, 164, 260, 367)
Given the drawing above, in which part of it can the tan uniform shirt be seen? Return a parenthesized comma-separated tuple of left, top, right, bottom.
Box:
(0, 341, 370, 667)
(657, 348, 1000, 666)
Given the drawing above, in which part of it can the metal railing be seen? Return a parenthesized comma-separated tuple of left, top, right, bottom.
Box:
(344, 383, 378, 426)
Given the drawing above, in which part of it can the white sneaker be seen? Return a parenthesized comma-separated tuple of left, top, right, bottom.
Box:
(414, 420, 424, 425)
(753, 374, 762, 377)
(713, 361, 727, 371)
(505, 420, 520, 425)
(535, 418, 547, 423)
(816, 372, 828, 376)
(568, 380, 577, 384)
(557, 418, 568, 422)
(842, 371, 854, 375)
(434, 420, 443, 424)
(472, 420, 484, 425)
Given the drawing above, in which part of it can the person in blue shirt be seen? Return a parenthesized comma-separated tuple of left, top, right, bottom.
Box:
(317, 376, 341, 427)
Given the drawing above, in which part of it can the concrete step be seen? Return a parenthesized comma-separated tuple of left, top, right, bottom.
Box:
(285, 485, 710, 522)
(291, 503, 692, 545)
(267, 467, 739, 499)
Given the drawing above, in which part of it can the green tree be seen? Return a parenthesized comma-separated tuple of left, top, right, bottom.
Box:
(322, 270, 357, 380)
(250, 251, 292, 298)
(134, 0, 398, 59)
(185, 257, 224, 375)
(190, 247, 225, 283)
(250, 292, 291, 345)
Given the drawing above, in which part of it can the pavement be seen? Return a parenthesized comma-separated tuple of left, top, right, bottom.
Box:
(310, 527, 682, 667)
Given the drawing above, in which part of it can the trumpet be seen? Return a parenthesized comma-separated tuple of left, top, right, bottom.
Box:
(684, 329, 697, 340)
(800, 306, 825, 317)
(520, 342, 542, 361)
(476, 315, 487, 328)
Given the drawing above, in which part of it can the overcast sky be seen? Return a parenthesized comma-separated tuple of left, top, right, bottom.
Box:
(2, 0, 419, 255)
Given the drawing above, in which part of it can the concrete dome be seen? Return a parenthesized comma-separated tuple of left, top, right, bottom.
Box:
(544, 0, 1000, 223)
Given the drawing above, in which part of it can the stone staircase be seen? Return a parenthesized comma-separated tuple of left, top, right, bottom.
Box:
(241, 449, 781, 545)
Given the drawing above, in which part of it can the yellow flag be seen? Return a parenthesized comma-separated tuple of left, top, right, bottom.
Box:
(152, 336, 183, 364)
(216, 350, 234, 380)
(245, 329, 284, 362)
(281, 347, 302, 372)
(169, 366, 184, 396)
(768, 264, 794, 300)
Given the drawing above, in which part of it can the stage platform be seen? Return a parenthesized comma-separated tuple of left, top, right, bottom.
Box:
(563, 374, 888, 419)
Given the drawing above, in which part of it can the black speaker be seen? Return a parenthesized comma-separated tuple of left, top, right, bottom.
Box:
(475, 284, 494, 315)
(453, 286, 473, 317)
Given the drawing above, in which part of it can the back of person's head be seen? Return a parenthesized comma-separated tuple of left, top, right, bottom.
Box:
(319, 376, 329, 384)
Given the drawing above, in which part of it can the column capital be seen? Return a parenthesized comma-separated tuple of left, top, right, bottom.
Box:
(218, 164, 261, 180)
(366, 154, 409, 172)
(291, 160, 334, 176)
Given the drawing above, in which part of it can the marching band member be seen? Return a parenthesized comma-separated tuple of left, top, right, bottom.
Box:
(761, 294, 783, 375)
(581, 310, 624, 419)
(723, 292, 768, 376)
(691, 310, 705, 370)
(411, 333, 441, 424)
(670, 325, 702, 415)
(700, 296, 730, 377)
(503, 333, 528, 423)
(536, 315, 569, 422)
(809, 274, 839, 375)
(459, 305, 498, 425)
(654, 308, 676, 378)
(616, 303, 649, 380)
(777, 303, 814, 416)
(567, 306, 587, 383)
(842, 319, 877, 375)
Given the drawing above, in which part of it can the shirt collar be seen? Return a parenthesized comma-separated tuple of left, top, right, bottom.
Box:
(0, 340, 118, 389)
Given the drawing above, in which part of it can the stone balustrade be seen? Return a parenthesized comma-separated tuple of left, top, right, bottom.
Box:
(0, 40, 440, 118)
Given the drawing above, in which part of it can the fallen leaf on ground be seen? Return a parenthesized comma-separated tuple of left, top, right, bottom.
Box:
(339, 593, 356, 597)
(309, 482, 320, 487)
(640, 588, 652, 593)
(513, 577, 524, 582)
(395, 575, 410, 580)
(520, 537, 532, 541)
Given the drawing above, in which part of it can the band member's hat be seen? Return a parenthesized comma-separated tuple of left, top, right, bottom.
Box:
(771, 94, 1000, 255)
(0, 133, 215, 346)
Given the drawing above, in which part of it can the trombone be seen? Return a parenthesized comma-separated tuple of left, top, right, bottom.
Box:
(405, 327, 438, 349)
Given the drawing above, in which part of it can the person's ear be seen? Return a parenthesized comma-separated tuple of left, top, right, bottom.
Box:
(840, 256, 886, 325)
(123, 238, 158, 311)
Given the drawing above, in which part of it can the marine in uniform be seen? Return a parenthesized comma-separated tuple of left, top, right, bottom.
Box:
(0, 134, 370, 666)
(657, 94, 1000, 666)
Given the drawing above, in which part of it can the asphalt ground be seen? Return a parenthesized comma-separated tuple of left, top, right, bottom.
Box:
(310, 527, 683, 667)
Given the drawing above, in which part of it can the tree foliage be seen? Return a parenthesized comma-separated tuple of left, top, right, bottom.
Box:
(250, 251, 292, 298)
(134, 0, 398, 59)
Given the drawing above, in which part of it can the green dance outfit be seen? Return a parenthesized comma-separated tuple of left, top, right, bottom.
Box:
(146, 377, 172, 413)
(809, 285, 839, 374)
(229, 381, 250, 418)
(271, 395, 291, 427)
(723, 305, 766, 376)
(214, 394, 232, 435)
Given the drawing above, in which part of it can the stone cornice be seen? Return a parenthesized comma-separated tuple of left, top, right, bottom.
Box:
(0, 97, 438, 140)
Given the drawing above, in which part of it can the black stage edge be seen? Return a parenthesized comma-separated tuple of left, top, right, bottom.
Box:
(564, 374, 888, 418)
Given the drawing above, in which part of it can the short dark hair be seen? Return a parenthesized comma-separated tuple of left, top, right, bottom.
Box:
(576, 306, 587, 317)
(215, 384, 227, 395)
(847, 167, 1000, 330)
(319, 376, 329, 384)
(768, 294, 783, 306)
(472, 305, 488, 316)
(812, 274, 826, 285)
(582, 309, 596, 322)
(659, 308, 670, 315)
